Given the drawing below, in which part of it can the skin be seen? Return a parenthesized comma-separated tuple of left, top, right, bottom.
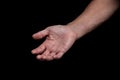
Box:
(31, 0, 119, 61)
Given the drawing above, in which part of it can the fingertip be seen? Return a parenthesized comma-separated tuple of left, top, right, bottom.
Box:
(32, 34, 35, 38)
(36, 55, 42, 60)
(31, 50, 37, 54)
(32, 34, 38, 39)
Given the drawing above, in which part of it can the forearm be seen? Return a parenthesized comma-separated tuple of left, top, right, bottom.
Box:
(67, 0, 119, 39)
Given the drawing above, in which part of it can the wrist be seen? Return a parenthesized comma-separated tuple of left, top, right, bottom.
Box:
(66, 22, 87, 40)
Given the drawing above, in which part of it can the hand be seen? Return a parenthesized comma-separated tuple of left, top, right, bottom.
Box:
(31, 25, 77, 61)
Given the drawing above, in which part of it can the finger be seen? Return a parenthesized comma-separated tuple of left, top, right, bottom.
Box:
(36, 55, 42, 60)
(38, 46, 57, 60)
(42, 55, 54, 61)
(47, 45, 57, 56)
(32, 29, 49, 39)
(37, 50, 49, 60)
(36, 50, 52, 61)
(53, 51, 65, 59)
(37, 50, 55, 61)
(31, 44, 46, 54)
(42, 50, 55, 61)
(49, 51, 57, 57)
(42, 50, 50, 58)
(37, 55, 53, 61)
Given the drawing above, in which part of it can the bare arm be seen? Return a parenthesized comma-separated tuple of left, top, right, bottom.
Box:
(67, 0, 119, 39)
(32, 0, 119, 61)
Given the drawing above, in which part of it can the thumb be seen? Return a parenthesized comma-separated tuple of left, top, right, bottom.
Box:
(32, 29, 49, 39)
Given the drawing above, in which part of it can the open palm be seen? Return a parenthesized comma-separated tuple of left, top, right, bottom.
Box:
(32, 25, 77, 61)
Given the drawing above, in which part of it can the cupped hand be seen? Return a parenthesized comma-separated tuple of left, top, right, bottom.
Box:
(31, 25, 77, 61)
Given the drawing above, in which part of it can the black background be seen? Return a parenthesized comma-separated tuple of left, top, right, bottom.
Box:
(2, 0, 120, 77)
